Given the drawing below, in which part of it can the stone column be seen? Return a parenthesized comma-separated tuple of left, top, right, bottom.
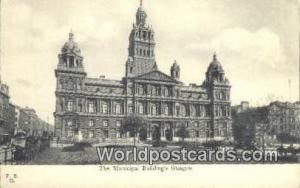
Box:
(108, 99, 113, 114)
(67, 56, 69, 67)
(146, 101, 149, 115)
(123, 100, 126, 115)
(97, 99, 100, 113)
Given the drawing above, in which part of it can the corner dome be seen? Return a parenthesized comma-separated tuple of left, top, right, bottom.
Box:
(207, 53, 224, 73)
(61, 32, 81, 56)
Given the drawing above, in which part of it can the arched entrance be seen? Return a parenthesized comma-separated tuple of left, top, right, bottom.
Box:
(165, 129, 173, 141)
(152, 124, 161, 142)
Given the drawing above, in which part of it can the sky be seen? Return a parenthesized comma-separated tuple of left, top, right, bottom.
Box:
(0, 0, 299, 124)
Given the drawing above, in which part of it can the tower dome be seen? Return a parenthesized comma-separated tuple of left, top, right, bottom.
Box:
(207, 53, 224, 73)
(61, 31, 81, 56)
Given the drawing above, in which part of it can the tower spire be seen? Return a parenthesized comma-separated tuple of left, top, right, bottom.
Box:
(140, 0, 143, 6)
(213, 52, 217, 61)
(69, 29, 74, 41)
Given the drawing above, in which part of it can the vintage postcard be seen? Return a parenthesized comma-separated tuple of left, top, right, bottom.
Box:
(0, 0, 299, 187)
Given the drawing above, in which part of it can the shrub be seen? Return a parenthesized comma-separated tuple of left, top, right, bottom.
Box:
(62, 142, 92, 152)
(202, 140, 224, 149)
(152, 141, 167, 147)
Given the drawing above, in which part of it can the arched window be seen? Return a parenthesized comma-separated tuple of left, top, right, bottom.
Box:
(69, 56, 74, 68)
(67, 120, 73, 126)
(88, 102, 95, 113)
(138, 104, 144, 114)
(115, 104, 121, 114)
(151, 86, 156, 95)
(194, 122, 199, 127)
(181, 105, 186, 116)
(151, 104, 156, 115)
(164, 88, 169, 96)
(164, 105, 169, 116)
(59, 79, 64, 89)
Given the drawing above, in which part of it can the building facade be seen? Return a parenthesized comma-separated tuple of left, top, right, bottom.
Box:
(268, 101, 300, 139)
(15, 107, 52, 137)
(232, 101, 300, 146)
(0, 83, 13, 144)
(54, 2, 232, 143)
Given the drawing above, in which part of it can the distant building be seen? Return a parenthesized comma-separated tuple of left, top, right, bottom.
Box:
(232, 101, 300, 146)
(14, 106, 53, 137)
(232, 101, 249, 113)
(54, 2, 232, 143)
(268, 101, 300, 139)
(0, 83, 12, 144)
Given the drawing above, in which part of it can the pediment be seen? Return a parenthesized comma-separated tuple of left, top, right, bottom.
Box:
(134, 70, 178, 83)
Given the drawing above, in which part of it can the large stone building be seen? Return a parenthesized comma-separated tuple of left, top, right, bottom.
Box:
(54, 2, 232, 143)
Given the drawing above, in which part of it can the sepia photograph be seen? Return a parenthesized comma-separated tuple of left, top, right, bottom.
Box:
(0, 0, 299, 187)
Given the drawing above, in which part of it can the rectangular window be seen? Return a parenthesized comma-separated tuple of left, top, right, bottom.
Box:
(116, 121, 121, 127)
(139, 104, 144, 114)
(116, 131, 121, 138)
(88, 102, 95, 113)
(104, 130, 109, 138)
(176, 106, 180, 116)
(89, 131, 95, 138)
(102, 104, 108, 114)
(67, 120, 73, 126)
(67, 130, 73, 137)
(103, 120, 108, 127)
(128, 106, 133, 114)
(89, 120, 95, 127)
(78, 103, 82, 112)
(138, 87, 143, 95)
(67, 101, 73, 111)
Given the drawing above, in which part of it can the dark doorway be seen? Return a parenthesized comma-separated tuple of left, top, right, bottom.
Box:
(165, 129, 173, 141)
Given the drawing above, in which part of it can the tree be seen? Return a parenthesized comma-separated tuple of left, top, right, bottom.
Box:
(122, 114, 148, 146)
(255, 123, 269, 152)
(139, 127, 147, 141)
(177, 124, 189, 142)
(277, 132, 298, 143)
(232, 107, 269, 149)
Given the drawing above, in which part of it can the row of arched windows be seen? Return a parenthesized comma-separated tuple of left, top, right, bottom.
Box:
(136, 85, 171, 96)
(135, 30, 154, 40)
(58, 78, 82, 90)
(135, 47, 154, 57)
